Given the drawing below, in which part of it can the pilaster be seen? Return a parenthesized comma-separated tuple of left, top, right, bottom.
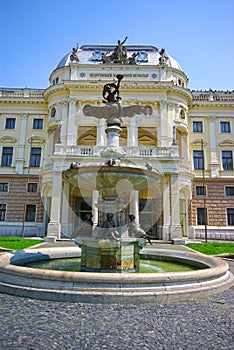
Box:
(209, 117, 219, 177)
(16, 114, 28, 174)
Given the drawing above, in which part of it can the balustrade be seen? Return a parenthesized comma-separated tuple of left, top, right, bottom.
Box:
(53, 144, 178, 158)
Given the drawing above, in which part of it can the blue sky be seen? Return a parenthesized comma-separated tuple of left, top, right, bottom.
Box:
(0, 0, 233, 91)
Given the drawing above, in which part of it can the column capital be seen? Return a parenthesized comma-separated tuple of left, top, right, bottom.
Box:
(160, 100, 167, 108)
(20, 113, 28, 120)
(69, 98, 76, 105)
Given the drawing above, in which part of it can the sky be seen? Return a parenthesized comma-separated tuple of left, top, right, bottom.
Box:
(0, 0, 233, 91)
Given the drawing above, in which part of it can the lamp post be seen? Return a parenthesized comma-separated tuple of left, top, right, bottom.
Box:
(201, 139, 208, 243)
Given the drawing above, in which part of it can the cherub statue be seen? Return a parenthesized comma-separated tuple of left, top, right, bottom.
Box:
(102, 74, 123, 104)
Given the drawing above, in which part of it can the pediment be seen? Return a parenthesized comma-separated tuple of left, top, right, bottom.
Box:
(218, 139, 234, 146)
(191, 139, 207, 147)
(0, 136, 17, 143)
(27, 136, 45, 144)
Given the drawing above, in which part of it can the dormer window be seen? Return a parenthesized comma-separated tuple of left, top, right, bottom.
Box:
(136, 51, 148, 62)
(90, 50, 102, 61)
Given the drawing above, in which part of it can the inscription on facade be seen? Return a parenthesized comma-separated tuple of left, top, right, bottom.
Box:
(89, 73, 149, 78)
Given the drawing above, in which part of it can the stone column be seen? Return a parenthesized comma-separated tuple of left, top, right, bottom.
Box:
(168, 103, 174, 145)
(162, 174, 170, 240)
(181, 134, 189, 164)
(97, 118, 106, 146)
(170, 174, 182, 239)
(47, 170, 62, 240)
(67, 98, 76, 145)
(16, 114, 28, 174)
(61, 181, 70, 237)
(130, 191, 139, 225)
(92, 191, 99, 227)
(43, 197, 50, 237)
(60, 101, 68, 145)
(209, 117, 219, 177)
(128, 116, 138, 147)
(159, 101, 168, 147)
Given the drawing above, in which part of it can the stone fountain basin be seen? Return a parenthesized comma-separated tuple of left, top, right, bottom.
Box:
(63, 165, 160, 191)
(0, 247, 233, 304)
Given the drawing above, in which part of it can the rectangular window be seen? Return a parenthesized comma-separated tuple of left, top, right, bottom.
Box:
(0, 183, 9, 192)
(1, 147, 13, 166)
(0, 204, 6, 221)
(30, 147, 41, 167)
(193, 121, 203, 132)
(227, 208, 234, 226)
(28, 183, 38, 193)
(225, 186, 234, 196)
(33, 119, 43, 129)
(197, 208, 207, 225)
(5, 118, 16, 129)
(196, 186, 206, 196)
(222, 151, 233, 170)
(220, 122, 231, 133)
(26, 204, 36, 222)
(193, 150, 204, 170)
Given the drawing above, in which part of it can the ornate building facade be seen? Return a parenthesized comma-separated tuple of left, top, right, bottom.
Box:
(0, 43, 233, 241)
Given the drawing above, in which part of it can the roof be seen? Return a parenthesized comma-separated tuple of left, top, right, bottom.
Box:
(56, 45, 182, 71)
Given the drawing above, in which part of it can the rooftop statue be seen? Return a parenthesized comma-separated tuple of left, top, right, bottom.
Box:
(159, 48, 168, 66)
(70, 44, 79, 62)
(101, 37, 139, 65)
(112, 36, 128, 63)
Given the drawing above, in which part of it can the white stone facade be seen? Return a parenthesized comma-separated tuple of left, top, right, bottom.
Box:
(0, 44, 233, 241)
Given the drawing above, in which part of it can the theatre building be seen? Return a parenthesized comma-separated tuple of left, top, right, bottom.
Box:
(0, 42, 233, 241)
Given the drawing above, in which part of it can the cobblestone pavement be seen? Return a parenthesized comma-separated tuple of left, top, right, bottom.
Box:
(0, 259, 233, 350)
(0, 289, 233, 350)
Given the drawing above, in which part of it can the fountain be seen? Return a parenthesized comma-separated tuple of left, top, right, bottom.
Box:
(63, 74, 159, 273)
(0, 74, 233, 303)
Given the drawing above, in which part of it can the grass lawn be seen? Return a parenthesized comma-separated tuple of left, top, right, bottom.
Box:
(186, 242, 234, 255)
(0, 236, 44, 250)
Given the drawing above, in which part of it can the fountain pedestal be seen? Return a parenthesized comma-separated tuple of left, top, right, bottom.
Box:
(76, 237, 146, 272)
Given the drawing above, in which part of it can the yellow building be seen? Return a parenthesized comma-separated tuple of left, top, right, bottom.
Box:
(0, 43, 233, 241)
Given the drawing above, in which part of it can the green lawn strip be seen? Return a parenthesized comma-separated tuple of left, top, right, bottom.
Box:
(185, 242, 234, 255)
(0, 236, 44, 250)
